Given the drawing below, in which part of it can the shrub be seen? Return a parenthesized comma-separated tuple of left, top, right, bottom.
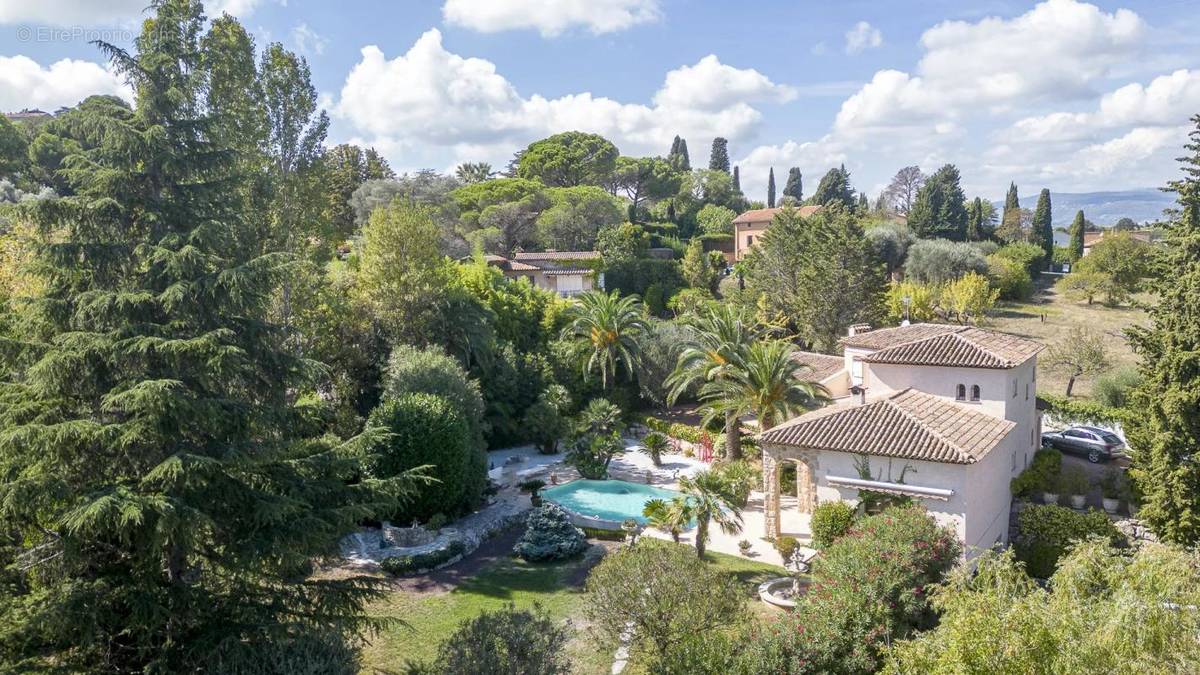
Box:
(1058, 466, 1089, 496)
(987, 254, 1034, 301)
(367, 393, 486, 522)
(643, 282, 669, 316)
(604, 258, 684, 298)
(1093, 366, 1141, 409)
(904, 238, 988, 285)
(774, 535, 799, 562)
(423, 604, 571, 675)
(513, 503, 588, 562)
(522, 385, 570, 455)
(1100, 467, 1124, 500)
(1011, 448, 1062, 498)
(747, 506, 960, 674)
(994, 241, 1047, 277)
(810, 501, 855, 548)
(584, 542, 745, 664)
(1014, 504, 1123, 578)
(711, 460, 759, 509)
(426, 513, 448, 531)
(380, 540, 466, 575)
(637, 415, 702, 444)
(382, 344, 487, 451)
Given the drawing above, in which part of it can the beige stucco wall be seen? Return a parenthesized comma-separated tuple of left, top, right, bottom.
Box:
(733, 221, 767, 260)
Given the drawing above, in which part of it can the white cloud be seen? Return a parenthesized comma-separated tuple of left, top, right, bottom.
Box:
(333, 28, 793, 170)
(732, 0, 1171, 200)
(442, 0, 660, 37)
(0, 0, 268, 25)
(0, 54, 130, 112)
(291, 23, 327, 57)
(844, 21, 882, 55)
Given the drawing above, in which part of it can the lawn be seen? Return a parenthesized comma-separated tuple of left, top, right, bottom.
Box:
(359, 540, 786, 674)
(987, 277, 1151, 400)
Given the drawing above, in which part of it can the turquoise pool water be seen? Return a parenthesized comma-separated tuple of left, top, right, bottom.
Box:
(542, 479, 688, 525)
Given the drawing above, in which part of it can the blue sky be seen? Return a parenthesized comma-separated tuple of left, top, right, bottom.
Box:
(2, 0, 1200, 201)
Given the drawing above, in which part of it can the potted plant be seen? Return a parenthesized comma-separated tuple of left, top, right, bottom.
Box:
(738, 539, 753, 556)
(1041, 468, 1061, 505)
(1099, 468, 1123, 514)
(519, 479, 547, 506)
(1061, 467, 1089, 509)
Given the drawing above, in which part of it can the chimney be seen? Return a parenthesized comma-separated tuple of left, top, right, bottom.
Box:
(850, 385, 868, 405)
(848, 323, 871, 337)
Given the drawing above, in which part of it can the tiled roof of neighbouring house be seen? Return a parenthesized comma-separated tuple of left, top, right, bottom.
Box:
(758, 389, 1014, 465)
(732, 205, 823, 224)
(481, 255, 540, 272)
(842, 323, 1041, 369)
(791, 350, 845, 383)
(512, 251, 601, 261)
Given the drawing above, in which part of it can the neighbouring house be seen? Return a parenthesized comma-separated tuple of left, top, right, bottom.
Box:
(760, 323, 1043, 561)
(481, 251, 603, 298)
(732, 205, 822, 261)
(1081, 229, 1157, 256)
(4, 108, 51, 121)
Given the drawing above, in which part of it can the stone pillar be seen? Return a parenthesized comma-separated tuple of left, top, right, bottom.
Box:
(796, 458, 815, 513)
(762, 447, 782, 539)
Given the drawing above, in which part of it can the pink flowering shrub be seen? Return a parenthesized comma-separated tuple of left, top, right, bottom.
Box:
(743, 505, 960, 674)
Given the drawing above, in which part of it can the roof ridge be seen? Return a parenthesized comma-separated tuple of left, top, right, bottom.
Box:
(884, 390, 976, 463)
(867, 325, 966, 352)
(952, 328, 1013, 366)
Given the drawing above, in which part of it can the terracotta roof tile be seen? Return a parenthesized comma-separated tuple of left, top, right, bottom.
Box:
(842, 323, 1041, 369)
(732, 205, 823, 224)
(512, 251, 601, 261)
(759, 389, 1014, 465)
(791, 351, 845, 383)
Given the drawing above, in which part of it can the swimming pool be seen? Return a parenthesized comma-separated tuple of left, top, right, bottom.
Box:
(541, 479, 689, 526)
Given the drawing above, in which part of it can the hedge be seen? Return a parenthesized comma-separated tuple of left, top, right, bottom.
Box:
(1014, 504, 1123, 578)
(811, 501, 855, 548)
(1010, 448, 1062, 498)
(380, 540, 466, 575)
(1038, 393, 1131, 427)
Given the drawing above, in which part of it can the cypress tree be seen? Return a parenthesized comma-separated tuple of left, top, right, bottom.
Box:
(967, 196, 984, 241)
(810, 166, 855, 210)
(678, 138, 690, 171)
(907, 164, 967, 240)
(1127, 114, 1200, 545)
(709, 137, 730, 173)
(668, 135, 690, 171)
(857, 191, 869, 210)
(783, 167, 803, 202)
(733, 165, 742, 194)
(1003, 182, 1020, 223)
(0, 2, 413, 670)
(1032, 188, 1054, 263)
(1069, 210, 1086, 261)
(766, 167, 775, 207)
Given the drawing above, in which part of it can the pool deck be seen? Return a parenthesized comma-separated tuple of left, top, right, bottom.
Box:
(487, 442, 808, 568)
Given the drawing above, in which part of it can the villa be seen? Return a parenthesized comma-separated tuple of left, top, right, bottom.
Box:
(732, 205, 823, 260)
(760, 323, 1043, 560)
(481, 250, 603, 297)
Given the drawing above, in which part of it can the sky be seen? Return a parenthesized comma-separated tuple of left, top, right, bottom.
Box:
(1, 0, 1199, 202)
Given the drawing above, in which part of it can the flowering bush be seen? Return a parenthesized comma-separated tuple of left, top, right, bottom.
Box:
(744, 505, 960, 674)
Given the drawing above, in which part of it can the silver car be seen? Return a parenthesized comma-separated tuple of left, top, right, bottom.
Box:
(1041, 426, 1125, 463)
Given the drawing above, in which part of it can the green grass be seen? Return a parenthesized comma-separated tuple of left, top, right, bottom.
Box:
(987, 280, 1151, 400)
(359, 542, 785, 674)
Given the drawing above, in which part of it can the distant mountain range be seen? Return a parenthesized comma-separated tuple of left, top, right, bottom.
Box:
(992, 189, 1174, 228)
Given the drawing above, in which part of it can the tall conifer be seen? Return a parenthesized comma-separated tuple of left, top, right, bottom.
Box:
(709, 137, 730, 173)
(1069, 210, 1086, 261)
(0, 2, 414, 670)
(1032, 188, 1054, 263)
(766, 167, 775, 207)
(783, 167, 803, 202)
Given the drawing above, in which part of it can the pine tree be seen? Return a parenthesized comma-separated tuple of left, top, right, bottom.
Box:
(810, 166, 855, 210)
(709, 137, 730, 173)
(1032, 188, 1054, 264)
(668, 135, 690, 171)
(0, 3, 414, 670)
(1127, 115, 1200, 545)
(1069, 210, 1086, 261)
(733, 165, 742, 194)
(766, 167, 775, 207)
(783, 167, 803, 203)
(857, 191, 869, 210)
(906, 164, 967, 240)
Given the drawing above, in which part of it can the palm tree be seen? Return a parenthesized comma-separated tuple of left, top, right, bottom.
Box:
(678, 471, 742, 558)
(561, 290, 649, 389)
(455, 161, 495, 184)
(642, 497, 693, 543)
(665, 305, 761, 460)
(698, 340, 829, 434)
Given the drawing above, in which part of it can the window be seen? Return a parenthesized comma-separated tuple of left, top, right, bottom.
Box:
(1013, 379, 1018, 398)
(1025, 383, 1030, 400)
(970, 385, 981, 402)
(955, 384, 966, 401)
(746, 235, 754, 246)
(851, 357, 863, 384)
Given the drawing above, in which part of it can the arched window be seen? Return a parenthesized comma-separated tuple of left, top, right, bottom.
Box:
(970, 385, 981, 401)
(955, 384, 966, 401)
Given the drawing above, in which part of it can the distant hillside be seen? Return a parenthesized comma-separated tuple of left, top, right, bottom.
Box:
(992, 189, 1174, 228)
